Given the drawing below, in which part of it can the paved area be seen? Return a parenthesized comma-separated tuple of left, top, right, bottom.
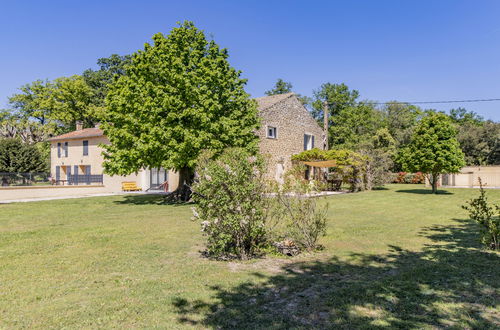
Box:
(0, 191, 167, 204)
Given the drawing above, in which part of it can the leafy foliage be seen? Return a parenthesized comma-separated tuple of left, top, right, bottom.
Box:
(265, 79, 293, 95)
(268, 165, 328, 251)
(400, 113, 465, 193)
(0, 138, 47, 173)
(292, 148, 369, 191)
(462, 179, 500, 250)
(192, 148, 268, 259)
(102, 22, 259, 185)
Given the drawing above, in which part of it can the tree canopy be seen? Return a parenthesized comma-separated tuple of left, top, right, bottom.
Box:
(401, 113, 465, 193)
(0, 138, 47, 173)
(102, 21, 259, 187)
(265, 79, 293, 95)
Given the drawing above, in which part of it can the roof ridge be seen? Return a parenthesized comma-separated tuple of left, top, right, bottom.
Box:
(254, 93, 296, 111)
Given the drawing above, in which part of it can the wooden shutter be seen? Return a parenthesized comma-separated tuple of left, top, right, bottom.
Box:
(312, 135, 315, 149)
(55, 166, 60, 181)
(64, 142, 68, 157)
(57, 143, 61, 158)
(304, 134, 308, 150)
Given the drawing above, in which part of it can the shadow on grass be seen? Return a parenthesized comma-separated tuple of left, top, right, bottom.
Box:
(396, 188, 454, 195)
(114, 194, 192, 206)
(172, 220, 499, 329)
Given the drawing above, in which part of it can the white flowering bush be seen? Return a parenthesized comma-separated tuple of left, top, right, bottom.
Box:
(268, 164, 328, 251)
(192, 148, 269, 259)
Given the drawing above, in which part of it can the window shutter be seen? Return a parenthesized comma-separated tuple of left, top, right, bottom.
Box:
(74, 165, 79, 184)
(86, 165, 91, 175)
(57, 143, 61, 158)
(304, 134, 307, 150)
(64, 142, 68, 157)
(55, 166, 60, 181)
(83, 140, 88, 156)
(312, 135, 315, 149)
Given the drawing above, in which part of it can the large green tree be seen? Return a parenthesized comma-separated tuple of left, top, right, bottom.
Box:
(401, 113, 465, 193)
(102, 22, 259, 194)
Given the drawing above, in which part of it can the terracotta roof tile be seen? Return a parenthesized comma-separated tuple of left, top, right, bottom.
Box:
(47, 128, 104, 141)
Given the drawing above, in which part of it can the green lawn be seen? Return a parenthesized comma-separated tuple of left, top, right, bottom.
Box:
(0, 185, 498, 329)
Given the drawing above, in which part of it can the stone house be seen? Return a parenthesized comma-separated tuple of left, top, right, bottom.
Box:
(255, 93, 325, 182)
(45, 93, 323, 193)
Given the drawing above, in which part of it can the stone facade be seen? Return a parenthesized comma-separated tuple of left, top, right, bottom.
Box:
(256, 93, 325, 182)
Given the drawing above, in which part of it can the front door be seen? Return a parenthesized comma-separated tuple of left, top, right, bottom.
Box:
(150, 168, 168, 190)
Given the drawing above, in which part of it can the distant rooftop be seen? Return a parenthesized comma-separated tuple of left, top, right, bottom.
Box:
(47, 127, 104, 142)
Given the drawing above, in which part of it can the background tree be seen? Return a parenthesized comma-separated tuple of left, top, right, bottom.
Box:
(265, 79, 310, 105)
(8, 80, 54, 125)
(265, 79, 293, 95)
(329, 101, 385, 150)
(102, 21, 259, 197)
(401, 113, 465, 193)
(0, 138, 47, 173)
(82, 54, 132, 108)
(311, 82, 359, 121)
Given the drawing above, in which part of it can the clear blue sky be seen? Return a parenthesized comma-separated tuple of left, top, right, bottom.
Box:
(1, 0, 500, 120)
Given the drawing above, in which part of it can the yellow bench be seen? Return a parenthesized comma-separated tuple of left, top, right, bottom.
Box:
(122, 181, 142, 192)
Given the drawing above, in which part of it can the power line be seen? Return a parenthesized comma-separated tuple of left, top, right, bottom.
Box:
(370, 98, 500, 105)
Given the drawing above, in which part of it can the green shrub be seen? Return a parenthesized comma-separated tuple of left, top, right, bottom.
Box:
(462, 179, 500, 250)
(268, 165, 328, 251)
(192, 148, 268, 260)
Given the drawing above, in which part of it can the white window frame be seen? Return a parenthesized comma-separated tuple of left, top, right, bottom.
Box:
(304, 133, 314, 150)
(267, 126, 277, 139)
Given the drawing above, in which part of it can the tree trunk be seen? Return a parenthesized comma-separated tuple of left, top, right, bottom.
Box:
(431, 173, 439, 194)
(166, 167, 193, 202)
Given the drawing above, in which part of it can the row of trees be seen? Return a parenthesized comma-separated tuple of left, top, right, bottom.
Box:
(265, 80, 500, 170)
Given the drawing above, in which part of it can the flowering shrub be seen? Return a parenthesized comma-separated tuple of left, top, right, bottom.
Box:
(392, 171, 425, 184)
(192, 148, 268, 260)
(267, 165, 328, 251)
(412, 172, 425, 184)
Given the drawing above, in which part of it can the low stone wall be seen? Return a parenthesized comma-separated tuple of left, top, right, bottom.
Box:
(0, 185, 110, 202)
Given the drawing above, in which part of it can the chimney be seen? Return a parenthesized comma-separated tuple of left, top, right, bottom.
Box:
(76, 121, 83, 131)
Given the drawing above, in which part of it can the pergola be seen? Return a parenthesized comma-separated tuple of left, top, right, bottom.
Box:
(301, 160, 337, 185)
(302, 160, 338, 168)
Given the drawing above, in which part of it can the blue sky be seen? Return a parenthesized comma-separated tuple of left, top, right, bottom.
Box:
(1, 0, 500, 120)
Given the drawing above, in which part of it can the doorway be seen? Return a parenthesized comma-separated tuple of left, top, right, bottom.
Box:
(150, 168, 168, 190)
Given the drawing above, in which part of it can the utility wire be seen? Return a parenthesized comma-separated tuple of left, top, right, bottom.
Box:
(370, 98, 500, 105)
(323, 98, 500, 106)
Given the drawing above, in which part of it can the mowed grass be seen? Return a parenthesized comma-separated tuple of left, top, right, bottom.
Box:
(0, 185, 499, 329)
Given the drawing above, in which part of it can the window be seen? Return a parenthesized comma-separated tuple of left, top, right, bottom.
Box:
(267, 126, 277, 139)
(64, 142, 69, 157)
(83, 140, 89, 156)
(304, 134, 314, 150)
(57, 143, 61, 158)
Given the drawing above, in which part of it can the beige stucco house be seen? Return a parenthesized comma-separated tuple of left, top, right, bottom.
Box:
(438, 166, 500, 188)
(46, 93, 323, 193)
(48, 123, 179, 193)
